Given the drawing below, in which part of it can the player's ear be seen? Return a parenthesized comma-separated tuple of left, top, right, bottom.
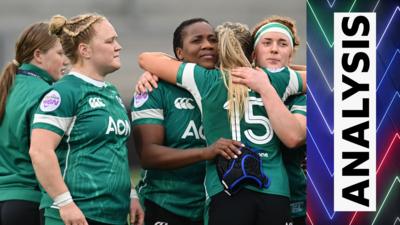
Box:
(175, 48, 184, 61)
(78, 43, 91, 59)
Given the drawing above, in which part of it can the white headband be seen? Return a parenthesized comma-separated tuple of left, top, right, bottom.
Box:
(254, 22, 294, 48)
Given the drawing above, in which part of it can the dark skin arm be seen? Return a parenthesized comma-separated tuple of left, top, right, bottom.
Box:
(138, 52, 181, 85)
(133, 124, 242, 169)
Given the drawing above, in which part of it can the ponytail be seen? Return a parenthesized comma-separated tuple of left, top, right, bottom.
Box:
(0, 62, 18, 123)
(216, 22, 252, 120)
(0, 22, 58, 123)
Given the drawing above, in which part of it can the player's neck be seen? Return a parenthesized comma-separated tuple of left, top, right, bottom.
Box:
(71, 64, 105, 82)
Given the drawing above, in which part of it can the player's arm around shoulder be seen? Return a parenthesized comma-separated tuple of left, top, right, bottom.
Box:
(138, 52, 182, 84)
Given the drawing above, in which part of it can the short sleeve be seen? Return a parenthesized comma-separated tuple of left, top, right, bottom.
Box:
(130, 85, 164, 126)
(176, 62, 220, 110)
(32, 85, 77, 137)
(285, 94, 306, 116)
(266, 67, 303, 101)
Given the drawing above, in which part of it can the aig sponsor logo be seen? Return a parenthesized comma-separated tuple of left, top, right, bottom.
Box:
(174, 97, 195, 110)
(89, 97, 105, 109)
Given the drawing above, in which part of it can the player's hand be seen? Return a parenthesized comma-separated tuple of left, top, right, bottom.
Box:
(130, 198, 144, 225)
(203, 138, 243, 160)
(231, 67, 272, 94)
(135, 71, 159, 94)
(59, 202, 88, 225)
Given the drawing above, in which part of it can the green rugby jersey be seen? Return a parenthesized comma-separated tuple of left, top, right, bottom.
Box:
(282, 94, 306, 218)
(176, 63, 303, 199)
(131, 80, 206, 220)
(0, 63, 54, 203)
(32, 72, 131, 225)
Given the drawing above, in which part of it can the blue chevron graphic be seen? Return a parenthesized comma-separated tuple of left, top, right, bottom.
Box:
(308, 171, 336, 219)
(307, 91, 400, 177)
(308, 133, 400, 221)
(307, 0, 389, 48)
(377, 49, 400, 91)
(326, 0, 336, 8)
(377, 6, 400, 48)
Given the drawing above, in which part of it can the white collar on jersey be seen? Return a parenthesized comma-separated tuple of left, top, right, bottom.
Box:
(69, 71, 106, 88)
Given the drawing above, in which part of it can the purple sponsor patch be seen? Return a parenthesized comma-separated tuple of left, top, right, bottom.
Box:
(40, 90, 61, 112)
(134, 92, 149, 108)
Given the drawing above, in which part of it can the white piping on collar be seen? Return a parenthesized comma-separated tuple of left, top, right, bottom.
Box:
(69, 71, 106, 87)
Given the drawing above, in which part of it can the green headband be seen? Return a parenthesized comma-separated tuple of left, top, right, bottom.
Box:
(254, 22, 294, 48)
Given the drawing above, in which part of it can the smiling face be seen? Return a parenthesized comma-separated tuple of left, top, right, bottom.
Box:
(176, 21, 218, 69)
(253, 31, 293, 70)
(88, 19, 122, 75)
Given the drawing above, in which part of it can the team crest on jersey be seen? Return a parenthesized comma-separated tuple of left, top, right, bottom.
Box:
(40, 90, 61, 112)
(174, 97, 195, 110)
(134, 92, 149, 108)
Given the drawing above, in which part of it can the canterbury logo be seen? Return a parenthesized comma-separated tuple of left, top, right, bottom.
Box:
(174, 98, 194, 110)
(88, 97, 105, 108)
(154, 222, 168, 225)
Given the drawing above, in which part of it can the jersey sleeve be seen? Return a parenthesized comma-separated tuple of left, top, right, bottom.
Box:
(31, 85, 77, 137)
(130, 85, 164, 126)
(266, 67, 303, 101)
(285, 94, 306, 116)
(176, 62, 219, 109)
(27, 86, 53, 135)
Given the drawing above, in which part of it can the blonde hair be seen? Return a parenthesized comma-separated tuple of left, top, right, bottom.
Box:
(0, 22, 57, 123)
(216, 22, 252, 120)
(48, 13, 105, 64)
(252, 15, 300, 52)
